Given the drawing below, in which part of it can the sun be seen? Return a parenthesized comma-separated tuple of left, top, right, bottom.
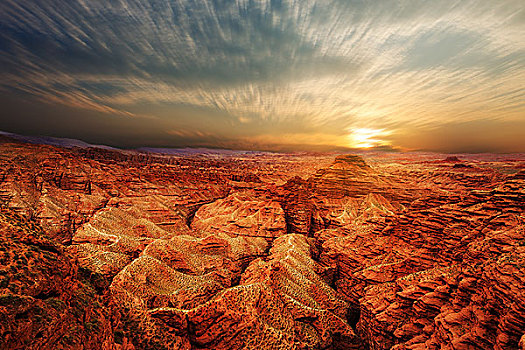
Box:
(348, 128, 390, 149)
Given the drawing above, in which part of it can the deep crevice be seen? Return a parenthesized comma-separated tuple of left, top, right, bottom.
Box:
(33, 290, 59, 300)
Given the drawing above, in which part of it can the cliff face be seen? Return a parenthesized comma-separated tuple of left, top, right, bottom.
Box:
(0, 137, 524, 349)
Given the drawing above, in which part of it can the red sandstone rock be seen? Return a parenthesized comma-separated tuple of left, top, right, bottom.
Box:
(279, 176, 314, 235)
(192, 191, 287, 240)
(0, 210, 122, 350)
(144, 234, 363, 349)
(1, 137, 524, 350)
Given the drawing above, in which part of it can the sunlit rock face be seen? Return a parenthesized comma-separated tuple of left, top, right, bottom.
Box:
(310, 155, 379, 197)
(191, 191, 287, 240)
(1, 136, 524, 349)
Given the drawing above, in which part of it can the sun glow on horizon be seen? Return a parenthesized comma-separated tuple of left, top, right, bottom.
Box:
(348, 128, 391, 149)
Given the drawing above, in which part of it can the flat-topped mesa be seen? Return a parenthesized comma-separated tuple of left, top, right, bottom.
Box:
(303, 154, 401, 230)
(309, 155, 376, 194)
(443, 156, 461, 162)
(334, 154, 371, 169)
(324, 155, 374, 180)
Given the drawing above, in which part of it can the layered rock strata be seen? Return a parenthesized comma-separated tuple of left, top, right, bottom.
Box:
(1, 136, 524, 349)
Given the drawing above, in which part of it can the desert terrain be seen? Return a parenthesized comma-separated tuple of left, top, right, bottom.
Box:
(0, 135, 524, 349)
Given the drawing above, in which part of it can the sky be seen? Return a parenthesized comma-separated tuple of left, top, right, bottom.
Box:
(0, 0, 524, 152)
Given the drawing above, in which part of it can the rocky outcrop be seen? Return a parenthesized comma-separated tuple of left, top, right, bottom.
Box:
(192, 192, 286, 240)
(358, 227, 525, 350)
(235, 234, 362, 349)
(132, 234, 363, 349)
(107, 231, 268, 349)
(322, 176, 525, 349)
(309, 155, 380, 198)
(279, 176, 314, 235)
(0, 210, 122, 349)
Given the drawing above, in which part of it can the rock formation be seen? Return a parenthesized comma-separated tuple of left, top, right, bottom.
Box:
(0, 210, 121, 349)
(0, 135, 524, 349)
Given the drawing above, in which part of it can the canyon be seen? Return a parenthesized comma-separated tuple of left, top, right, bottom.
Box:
(0, 135, 524, 349)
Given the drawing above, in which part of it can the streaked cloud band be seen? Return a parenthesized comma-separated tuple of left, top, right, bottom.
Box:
(1, 0, 524, 151)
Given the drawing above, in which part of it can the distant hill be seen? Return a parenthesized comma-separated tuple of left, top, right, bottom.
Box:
(0, 131, 117, 150)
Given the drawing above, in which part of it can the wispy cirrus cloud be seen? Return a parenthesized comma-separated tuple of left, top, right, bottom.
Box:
(0, 0, 524, 151)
